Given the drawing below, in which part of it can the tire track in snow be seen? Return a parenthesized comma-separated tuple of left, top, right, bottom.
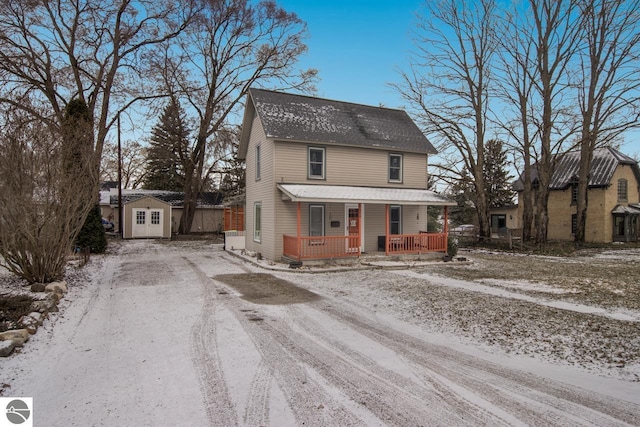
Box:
(242, 360, 272, 426)
(216, 290, 367, 425)
(287, 305, 516, 426)
(184, 257, 238, 427)
(314, 299, 640, 426)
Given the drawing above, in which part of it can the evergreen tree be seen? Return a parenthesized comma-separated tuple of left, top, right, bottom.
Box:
(449, 140, 514, 226)
(76, 204, 107, 253)
(143, 99, 190, 191)
(448, 169, 477, 226)
(483, 139, 514, 208)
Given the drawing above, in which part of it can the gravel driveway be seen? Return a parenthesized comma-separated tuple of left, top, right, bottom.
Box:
(1, 240, 638, 426)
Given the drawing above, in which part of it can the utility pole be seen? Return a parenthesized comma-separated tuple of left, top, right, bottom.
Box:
(117, 113, 123, 238)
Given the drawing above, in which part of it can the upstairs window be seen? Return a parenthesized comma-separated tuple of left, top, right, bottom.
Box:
(618, 179, 628, 201)
(308, 147, 325, 179)
(255, 145, 261, 181)
(571, 184, 578, 205)
(389, 154, 403, 183)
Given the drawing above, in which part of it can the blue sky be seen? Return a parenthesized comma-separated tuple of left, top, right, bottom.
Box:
(276, 0, 424, 109)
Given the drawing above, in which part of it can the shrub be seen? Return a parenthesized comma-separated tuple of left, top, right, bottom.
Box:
(76, 204, 107, 253)
(447, 236, 458, 257)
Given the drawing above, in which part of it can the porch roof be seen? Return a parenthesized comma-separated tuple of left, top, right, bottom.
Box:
(612, 204, 640, 214)
(277, 184, 457, 206)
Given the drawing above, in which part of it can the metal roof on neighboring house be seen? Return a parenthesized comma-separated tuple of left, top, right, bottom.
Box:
(243, 88, 437, 155)
(513, 146, 640, 191)
(102, 190, 223, 207)
(277, 184, 457, 206)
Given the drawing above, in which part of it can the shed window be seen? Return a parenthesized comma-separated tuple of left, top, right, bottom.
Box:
(618, 179, 628, 201)
(389, 154, 403, 182)
(151, 211, 160, 225)
(136, 211, 146, 225)
(308, 147, 325, 179)
(571, 214, 577, 235)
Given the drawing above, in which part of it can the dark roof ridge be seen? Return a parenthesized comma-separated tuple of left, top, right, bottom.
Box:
(249, 87, 406, 113)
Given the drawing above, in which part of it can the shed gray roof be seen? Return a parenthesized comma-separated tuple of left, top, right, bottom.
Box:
(513, 146, 640, 191)
(241, 88, 436, 156)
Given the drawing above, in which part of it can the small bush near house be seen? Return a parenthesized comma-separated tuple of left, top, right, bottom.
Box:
(447, 236, 458, 257)
(76, 204, 107, 253)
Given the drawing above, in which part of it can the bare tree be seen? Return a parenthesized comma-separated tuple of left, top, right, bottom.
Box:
(527, 0, 582, 243)
(155, 0, 317, 233)
(101, 139, 147, 189)
(0, 0, 197, 184)
(393, 0, 500, 239)
(0, 104, 97, 283)
(496, 7, 540, 242)
(573, 0, 640, 243)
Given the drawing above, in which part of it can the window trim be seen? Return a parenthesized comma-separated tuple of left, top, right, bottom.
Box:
(255, 145, 261, 181)
(618, 178, 628, 202)
(389, 153, 403, 183)
(308, 146, 326, 180)
(253, 202, 262, 243)
(389, 205, 402, 235)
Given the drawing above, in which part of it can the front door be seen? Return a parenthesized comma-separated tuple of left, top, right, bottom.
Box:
(345, 204, 363, 252)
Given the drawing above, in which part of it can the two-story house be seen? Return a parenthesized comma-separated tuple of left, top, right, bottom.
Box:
(238, 88, 456, 263)
(513, 146, 640, 242)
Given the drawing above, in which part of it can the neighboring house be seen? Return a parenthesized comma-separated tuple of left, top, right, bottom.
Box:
(238, 88, 456, 263)
(513, 146, 640, 243)
(100, 189, 224, 237)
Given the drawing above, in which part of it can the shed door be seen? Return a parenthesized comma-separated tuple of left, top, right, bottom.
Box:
(132, 208, 164, 238)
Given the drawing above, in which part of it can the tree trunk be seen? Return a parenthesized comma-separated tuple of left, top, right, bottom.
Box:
(574, 138, 592, 244)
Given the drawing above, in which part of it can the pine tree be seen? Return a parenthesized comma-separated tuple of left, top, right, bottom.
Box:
(143, 99, 190, 191)
(484, 139, 514, 208)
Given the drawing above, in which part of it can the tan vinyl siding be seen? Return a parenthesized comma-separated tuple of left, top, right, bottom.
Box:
(123, 196, 171, 239)
(245, 113, 278, 260)
(274, 141, 429, 188)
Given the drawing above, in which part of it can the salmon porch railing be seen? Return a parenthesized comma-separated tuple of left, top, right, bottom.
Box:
(386, 232, 447, 254)
(283, 235, 361, 260)
(283, 232, 447, 261)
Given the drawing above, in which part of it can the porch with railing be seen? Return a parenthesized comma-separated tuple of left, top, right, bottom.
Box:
(282, 232, 447, 261)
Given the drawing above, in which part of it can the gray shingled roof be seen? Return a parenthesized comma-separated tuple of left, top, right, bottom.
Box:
(246, 88, 437, 154)
(106, 191, 223, 207)
(513, 146, 640, 191)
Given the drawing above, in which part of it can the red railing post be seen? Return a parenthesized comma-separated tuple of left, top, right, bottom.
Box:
(296, 202, 302, 261)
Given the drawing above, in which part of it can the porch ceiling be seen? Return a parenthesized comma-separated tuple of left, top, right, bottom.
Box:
(277, 184, 457, 206)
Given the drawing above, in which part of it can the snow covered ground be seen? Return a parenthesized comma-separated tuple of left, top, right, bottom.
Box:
(1, 239, 639, 426)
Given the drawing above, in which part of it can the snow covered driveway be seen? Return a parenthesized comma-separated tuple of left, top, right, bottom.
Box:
(2, 240, 639, 426)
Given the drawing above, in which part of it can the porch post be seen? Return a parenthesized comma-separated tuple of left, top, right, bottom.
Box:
(358, 203, 362, 255)
(385, 204, 390, 256)
(297, 202, 302, 260)
(444, 206, 449, 233)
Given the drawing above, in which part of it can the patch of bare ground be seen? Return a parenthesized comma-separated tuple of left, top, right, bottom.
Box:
(437, 248, 640, 311)
(306, 260, 640, 381)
